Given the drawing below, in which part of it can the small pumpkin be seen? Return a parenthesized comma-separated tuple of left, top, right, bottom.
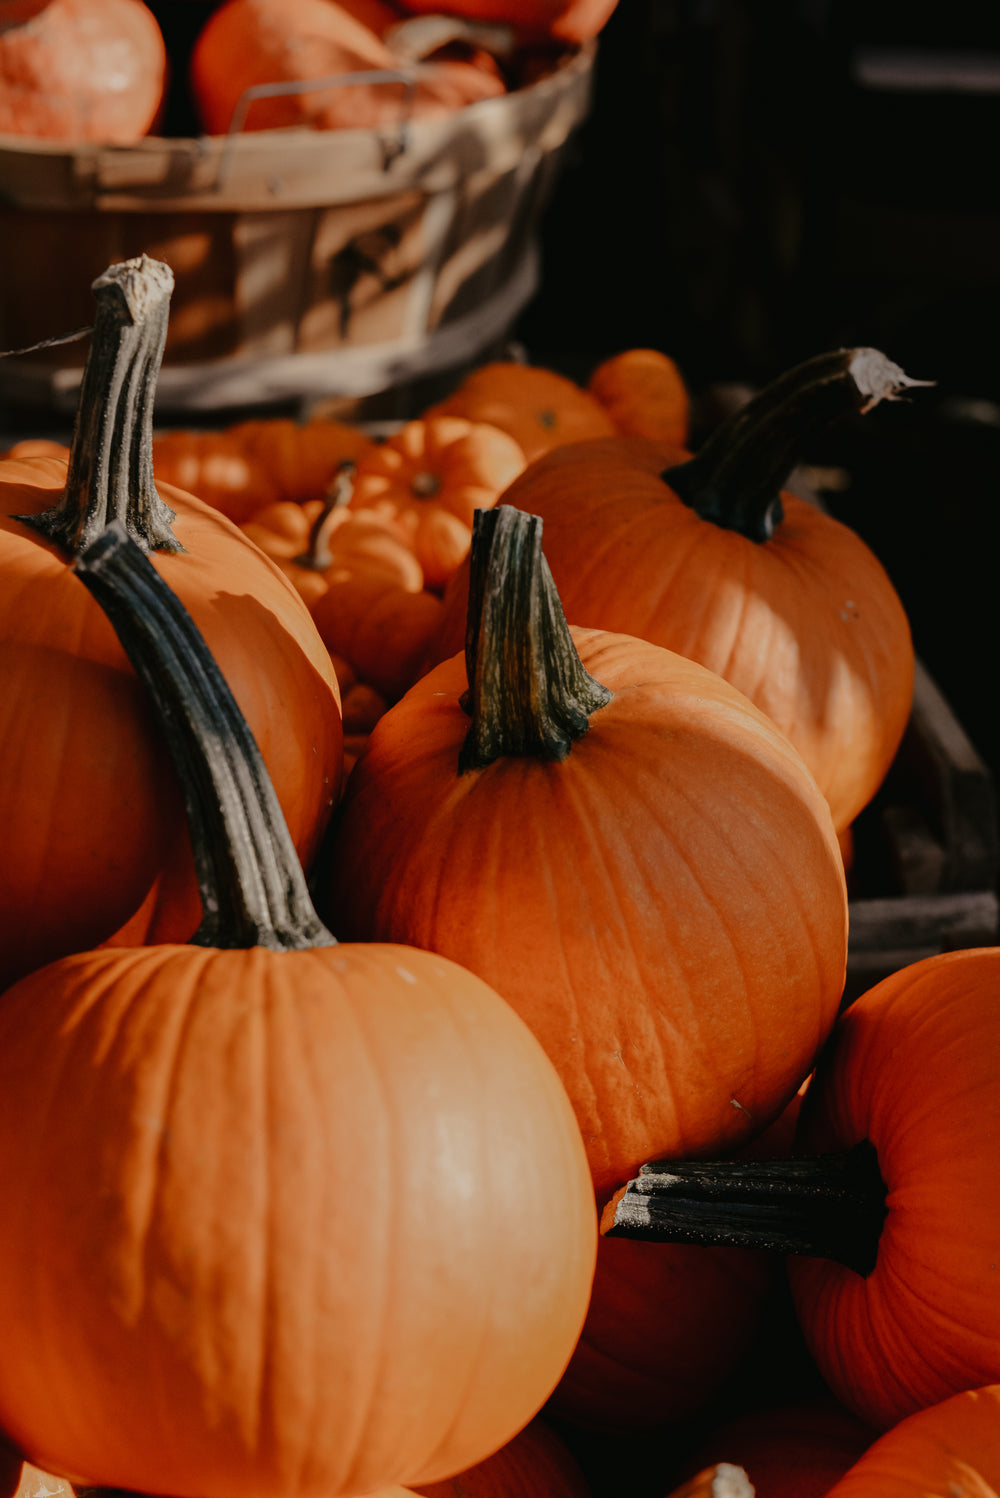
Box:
(677, 1397, 876, 1498)
(603, 946, 1000, 1432)
(0, 521, 597, 1498)
(0, 0, 166, 140)
(152, 417, 377, 527)
(430, 350, 920, 833)
(320, 504, 849, 1199)
(587, 347, 691, 449)
(241, 462, 424, 610)
(347, 415, 527, 590)
(310, 571, 445, 703)
(424, 362, 618, 463)
(189, 0, 506, 136)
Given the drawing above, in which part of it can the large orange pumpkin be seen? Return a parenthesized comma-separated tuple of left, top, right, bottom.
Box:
(429, 350, 920, 833)
(0, 522, 596, 1498)
(604, 946, 1000, 1432)
(0, 257, 341, 989)
(320, 504, 849, 1199)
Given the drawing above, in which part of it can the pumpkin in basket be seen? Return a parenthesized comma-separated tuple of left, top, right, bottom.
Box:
(0, 522, 596, 1498)
(190, 0, 506, 136)
(0, 0, 167, 141)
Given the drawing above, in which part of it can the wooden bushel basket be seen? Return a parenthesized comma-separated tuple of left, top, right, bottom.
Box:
(0, 43, 594, 414)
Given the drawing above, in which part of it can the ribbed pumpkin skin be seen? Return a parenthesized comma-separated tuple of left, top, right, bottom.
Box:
(788, 950, 1000, 1431)
(823, 1384, 1000, 1498)
(0, 0, 166, 141)
(433, 436, 914, 834)
(0, 455, 342, 987)
(681, 1398, 875, 1498)
(0, 943, 596, 1498)
(322, 628, 849, 1199)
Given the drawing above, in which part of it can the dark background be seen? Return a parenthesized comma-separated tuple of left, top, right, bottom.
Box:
(512, 0, 1000, 795)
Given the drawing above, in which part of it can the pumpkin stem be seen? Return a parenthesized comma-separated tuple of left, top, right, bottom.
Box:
(601, 1141, 888, 1278)
(665, 348, 932, 542)
(458, 504, 613, 772)
(74, 521, 336, 953)
(16, 256, 183, 556)
(295, 459, 357, 572)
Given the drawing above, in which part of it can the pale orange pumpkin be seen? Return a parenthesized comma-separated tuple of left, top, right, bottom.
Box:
(347, 415, 526, 590)
(587, 347, 691, 449)
(425, 362, 617, 463)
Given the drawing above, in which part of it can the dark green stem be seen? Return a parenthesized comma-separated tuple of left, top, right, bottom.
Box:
(16, 256, 183, 556)
(458, 504, 613, 773)
(665, 347, 931, 542)
(601, 1141, 888, 1278)
(74, 522, 336, 953)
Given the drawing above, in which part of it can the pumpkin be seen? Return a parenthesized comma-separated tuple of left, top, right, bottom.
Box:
(311, 572, 445, 703)
(430, 349, 920, 834)
(823, 1384, 1000, 1498)
(189, 0, 506, 136)
(392, 0, 618, 45)
(319, 504, 849, 1199)
(424, 362, 618, 463)
(0, 256, 342, 989)
(587, 347, 691, 449)
(604, 946, 1000, 1432)
(346, 415, 527, 591)
(0, 0, 166, 140)
(241, 462, 424, 610)
(151, 417, 378, 527)
(0, 519, 596, 1498)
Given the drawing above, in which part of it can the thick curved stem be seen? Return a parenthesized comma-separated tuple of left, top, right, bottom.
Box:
(16, 256, 183, 556)
(74, 523, 335, 953)
(458, 504, 613, 772)
(665, 347, 931, 542)
(600, 1141, 888, 1279)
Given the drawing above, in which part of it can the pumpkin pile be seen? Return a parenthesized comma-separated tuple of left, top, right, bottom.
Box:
(4, 254, 999, 1498)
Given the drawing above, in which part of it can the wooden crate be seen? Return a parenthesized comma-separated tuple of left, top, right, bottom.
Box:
(844, 656, 999, 1001)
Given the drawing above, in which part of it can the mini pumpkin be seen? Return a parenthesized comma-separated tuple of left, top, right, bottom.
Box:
(424, 361, 618, 463)
(587, 346, 691, 449)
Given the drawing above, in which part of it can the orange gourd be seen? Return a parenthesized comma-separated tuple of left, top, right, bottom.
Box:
(824, 1384, 1000, 1498)
(0, 0, 166, 140)
(587, 347, 691, 449)
(425, 362, 618, 463)
(347, 415, 526, 590)
(430, 350, 919, 834)
(241, 462, 424, 609)
(320, 504, 849, 1199)
(0, 521, 597, 1498)
(152, 417, 378, 527)
(0, 257, 341, 989)
(604, 946, 1000, 1432)
(189, 0, 505, 136)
